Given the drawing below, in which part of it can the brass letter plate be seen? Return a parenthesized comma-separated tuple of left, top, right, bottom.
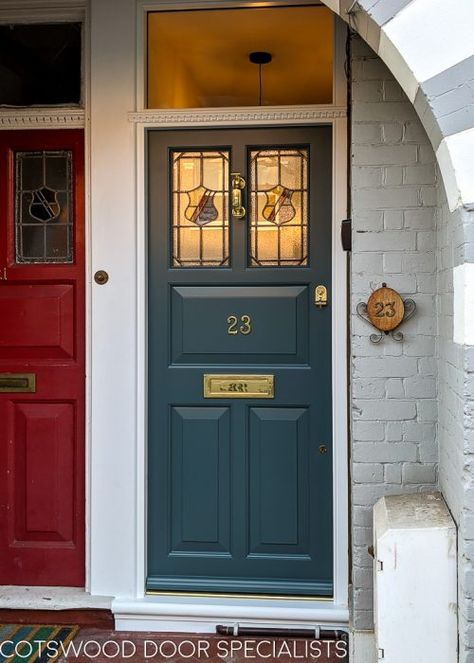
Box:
(0, 373, 36, 393)
(204, 374, 274, 399)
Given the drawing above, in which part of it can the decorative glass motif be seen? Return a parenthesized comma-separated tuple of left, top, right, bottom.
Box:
(172, 151, 229, 267)
(15, 151, 73, 264)
(249, 148, 308, 267)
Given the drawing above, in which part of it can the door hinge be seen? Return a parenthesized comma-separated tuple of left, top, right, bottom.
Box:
(0, 267, 7, 280)
(378, 647, 385, 659)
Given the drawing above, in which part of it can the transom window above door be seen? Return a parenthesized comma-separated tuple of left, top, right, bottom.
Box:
(0, 23, 82, 106)
(147, 5, 333, 109)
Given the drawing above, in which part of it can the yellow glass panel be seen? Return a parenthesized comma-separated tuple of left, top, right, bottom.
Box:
(172, 151, 229, 267)
(249, 149, 308, 267)
(147, 6, 333, 109)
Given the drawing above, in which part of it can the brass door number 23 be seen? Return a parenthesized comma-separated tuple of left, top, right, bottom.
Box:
(227, 314, 252, 335)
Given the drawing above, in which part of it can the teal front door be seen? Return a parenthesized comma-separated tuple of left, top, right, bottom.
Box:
(147, 127, 333, 597)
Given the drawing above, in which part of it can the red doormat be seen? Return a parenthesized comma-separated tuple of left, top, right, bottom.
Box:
(54, 630, 349, 662)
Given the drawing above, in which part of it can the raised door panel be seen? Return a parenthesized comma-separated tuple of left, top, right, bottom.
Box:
(0, 284, 74, 359)
(9, 402, 76, 544)
(248, 407, 310, 557)
(171, 285, 308, 364)
(170, 407, 231, 555)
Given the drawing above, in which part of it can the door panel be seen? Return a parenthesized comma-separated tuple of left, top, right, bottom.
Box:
(0, 130, 84, 586)
(0, 284, 75, 358)
(11, 402, 75, 544)
(171, 285, 308, 363)
(249, 408, 309, 555)
(148, 127, 332, 596)
(170, 406, 231, 555)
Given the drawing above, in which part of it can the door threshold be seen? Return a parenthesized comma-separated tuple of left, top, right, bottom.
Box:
(146, 590, 333, 601)
(0, 586, 112, 611)
(113, 594, 349, 633)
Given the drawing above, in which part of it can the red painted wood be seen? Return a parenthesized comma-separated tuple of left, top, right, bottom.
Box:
(0, 130, 85, 586)
(0, 284, 74, 358)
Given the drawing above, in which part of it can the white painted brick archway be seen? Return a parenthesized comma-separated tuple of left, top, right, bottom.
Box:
(320, 2, 474, 661)
(322, 0, 474, 214)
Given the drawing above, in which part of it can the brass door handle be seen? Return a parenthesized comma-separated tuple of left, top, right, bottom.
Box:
(231, 172, 246, 219)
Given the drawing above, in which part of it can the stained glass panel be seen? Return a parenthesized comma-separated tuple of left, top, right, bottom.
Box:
(15, 151, 73, 264)
(172, 151, 229, 267)
(249, 148, 308, 267)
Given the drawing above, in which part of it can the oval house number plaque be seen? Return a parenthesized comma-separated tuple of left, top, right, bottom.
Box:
(356, 282, 416, 343)
(366, 285, 404, 332)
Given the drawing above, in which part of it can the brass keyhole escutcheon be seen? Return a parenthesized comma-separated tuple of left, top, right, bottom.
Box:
(314, 285, 328, 308)
(319, 444, 328, 455)
(94, 270, 109, 285)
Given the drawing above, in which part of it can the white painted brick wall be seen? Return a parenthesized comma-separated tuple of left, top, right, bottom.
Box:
(437, 186, 474, 662)
(350, 38, 438, 630)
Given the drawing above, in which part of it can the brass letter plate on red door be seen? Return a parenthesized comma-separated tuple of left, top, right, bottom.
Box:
(204, 374, 274, 398)
(0, 373, 36, 393)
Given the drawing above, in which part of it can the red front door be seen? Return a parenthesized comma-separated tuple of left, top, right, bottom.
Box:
(0, 130, 85, 586)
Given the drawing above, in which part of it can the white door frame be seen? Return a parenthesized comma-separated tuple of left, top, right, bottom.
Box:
(110, 0, 349, 630)
(0, 0, 349, 627)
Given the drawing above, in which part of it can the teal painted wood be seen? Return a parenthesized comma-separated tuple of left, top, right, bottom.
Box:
(148, 127, 333, 597)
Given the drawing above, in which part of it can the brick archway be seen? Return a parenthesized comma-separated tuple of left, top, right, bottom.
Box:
(322, 0, 474, 213)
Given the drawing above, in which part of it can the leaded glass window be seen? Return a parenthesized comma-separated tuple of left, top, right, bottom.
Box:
(15, 151, 73, 264)
(249, 148, 308, 267)
(172, 150, 229, 267)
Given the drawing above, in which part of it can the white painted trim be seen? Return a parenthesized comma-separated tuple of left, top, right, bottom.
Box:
(135, 121, 148, 600)
(0, 108, 85, 130)
(117, 4, 349, 630)
(129, 106, 347, 127)
(129, 113, 349, 626)
(82, 0, 92, 595)
(332, 115, 349, 608)
(113, 596, 349, 632)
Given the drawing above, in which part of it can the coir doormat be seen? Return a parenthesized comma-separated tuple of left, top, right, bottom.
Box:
(0, 624, 79, 662)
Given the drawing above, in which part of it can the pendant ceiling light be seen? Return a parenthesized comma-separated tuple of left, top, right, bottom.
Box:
(249, 51, 273, 106)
